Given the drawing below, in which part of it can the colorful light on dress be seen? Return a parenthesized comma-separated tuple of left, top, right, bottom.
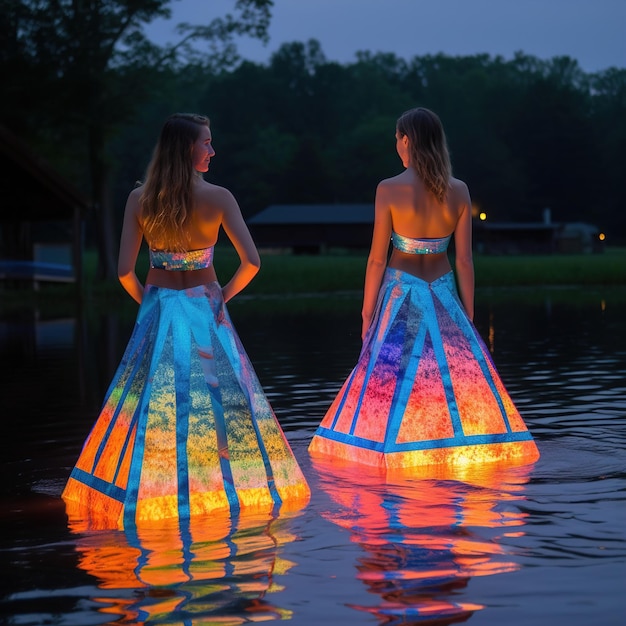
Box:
(62, 277, 310, 529)
(309, 268, 540, 469)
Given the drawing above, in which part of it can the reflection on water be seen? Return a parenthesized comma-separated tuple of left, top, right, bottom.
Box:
(63, 461, 537, 626)
(1, 286, 625, 625)
(313, 458, 533, 625)
(69, 510, 302, 624)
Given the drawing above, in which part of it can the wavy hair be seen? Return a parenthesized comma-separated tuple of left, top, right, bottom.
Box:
(140, 113, 210, 251)
(396, 107, 452, 203)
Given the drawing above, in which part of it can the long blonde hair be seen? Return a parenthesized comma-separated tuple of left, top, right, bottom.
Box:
(396, 107, 452, 203)
(140, 113, 210, 251)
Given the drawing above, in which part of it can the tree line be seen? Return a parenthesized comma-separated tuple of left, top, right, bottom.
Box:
(3, 1, 625, 279)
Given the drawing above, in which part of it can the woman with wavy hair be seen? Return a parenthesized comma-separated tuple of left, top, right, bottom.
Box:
(309, 107, 539, 470)
(63, 113, 309, 528)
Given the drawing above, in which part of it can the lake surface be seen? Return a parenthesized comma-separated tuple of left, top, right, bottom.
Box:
(1, 286, 625, 625)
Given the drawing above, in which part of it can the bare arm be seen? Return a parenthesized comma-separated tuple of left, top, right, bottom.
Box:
(219, 189, 260, 303)
(117, 189, 145, 304)
(362, 182, 392, 340)
(452, 183, 474, 320)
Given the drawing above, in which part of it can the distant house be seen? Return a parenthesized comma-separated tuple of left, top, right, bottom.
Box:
(557, 222, 604, 254)
(248, 203, 604, 256)
(248, 203, 373, 253)
(474, 221, 559, 254)
(0, 125, 89, 287)
(474, 210, 604, 255)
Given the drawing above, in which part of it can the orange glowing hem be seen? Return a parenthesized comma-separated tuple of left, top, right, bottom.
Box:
(309, 437, 540, 470)
(63, 477, 310, 529)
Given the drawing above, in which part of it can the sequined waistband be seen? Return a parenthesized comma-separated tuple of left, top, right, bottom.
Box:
(149, 247, 214, 271)
(391, 231, 451, 254)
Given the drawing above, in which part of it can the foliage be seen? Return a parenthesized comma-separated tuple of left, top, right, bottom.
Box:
(185, 48, 624, 242)
(2, 6, 625, 274)
(1, 0, 274, 279)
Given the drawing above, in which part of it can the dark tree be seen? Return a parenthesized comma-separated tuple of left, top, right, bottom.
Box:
(1, 0, 274, 279)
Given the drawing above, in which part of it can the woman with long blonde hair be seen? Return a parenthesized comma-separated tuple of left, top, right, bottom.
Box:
(63, 113, 310, 528)
(309, 107, 539, 470)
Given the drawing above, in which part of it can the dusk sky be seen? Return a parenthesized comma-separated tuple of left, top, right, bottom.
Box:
(145, 0, 625, 73)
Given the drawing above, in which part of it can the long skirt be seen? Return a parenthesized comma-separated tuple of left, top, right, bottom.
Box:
(309, 269, 540, 470)
(62, 282, 310, 528)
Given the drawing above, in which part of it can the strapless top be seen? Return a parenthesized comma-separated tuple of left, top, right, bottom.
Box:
(149, 247, 214, 271)
(391, 231, 451, 254)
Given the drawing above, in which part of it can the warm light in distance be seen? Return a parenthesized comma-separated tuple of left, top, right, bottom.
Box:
(599, 233, 606, 241)
(479, 212, 487, 221)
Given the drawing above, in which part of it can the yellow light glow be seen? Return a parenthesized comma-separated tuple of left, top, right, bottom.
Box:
(479, 212, 487, 221)
(599, 232, 606, 241)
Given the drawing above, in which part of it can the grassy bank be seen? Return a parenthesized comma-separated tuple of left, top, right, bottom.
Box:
(218, 246, 626, 295)
(473, 247, 626, 288)
(1, 247, 625, 313)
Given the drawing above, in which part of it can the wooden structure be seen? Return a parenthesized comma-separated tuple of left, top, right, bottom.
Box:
(248, 204, 373, 253)
(474, 220, 603, 255)
(474, 221, 559, 254)
(0, 125, 89, 287)
(248, 203, 604, 256)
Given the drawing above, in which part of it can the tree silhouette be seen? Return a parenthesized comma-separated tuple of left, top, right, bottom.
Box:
(1, 0, 274, 279)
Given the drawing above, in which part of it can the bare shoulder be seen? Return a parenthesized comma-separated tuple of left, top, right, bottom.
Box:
(195, 179, 237, 209)
(378, 170, 408, 188)
(449, 176, 469, 195)
(448, 177, 471, 205)
(128, 185, 143, 200)
(126, 185, 143, 213)
(376, 171, 408, 200)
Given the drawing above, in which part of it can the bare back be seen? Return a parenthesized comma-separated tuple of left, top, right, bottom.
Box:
(141, 178, 224, 289)
(362, 166, 474, 330)
(119, 177, 260, 300)
(379, 169, 471, 283)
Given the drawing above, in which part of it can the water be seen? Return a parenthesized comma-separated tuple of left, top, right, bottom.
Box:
(1, 286, 625, 625)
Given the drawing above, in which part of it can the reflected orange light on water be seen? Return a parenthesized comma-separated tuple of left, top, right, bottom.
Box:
(67, 509, 302, 623)
(488, 311, 495, 354)
(312, 458, 532, 625)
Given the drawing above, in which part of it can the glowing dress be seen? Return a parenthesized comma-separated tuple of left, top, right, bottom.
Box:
(309, 232, 539, 469)
(63, 247, 310, 528)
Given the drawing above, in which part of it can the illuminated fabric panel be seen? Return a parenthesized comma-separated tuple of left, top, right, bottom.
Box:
(309, 269, 539, 469)
(63, 282, 310, 529)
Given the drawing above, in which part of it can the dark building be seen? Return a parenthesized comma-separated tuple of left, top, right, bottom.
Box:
(474, 210, 604, 255)
(248, 203, 373, 253)
(0, 125, 89, 286)
(248, 204, 604, 256)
